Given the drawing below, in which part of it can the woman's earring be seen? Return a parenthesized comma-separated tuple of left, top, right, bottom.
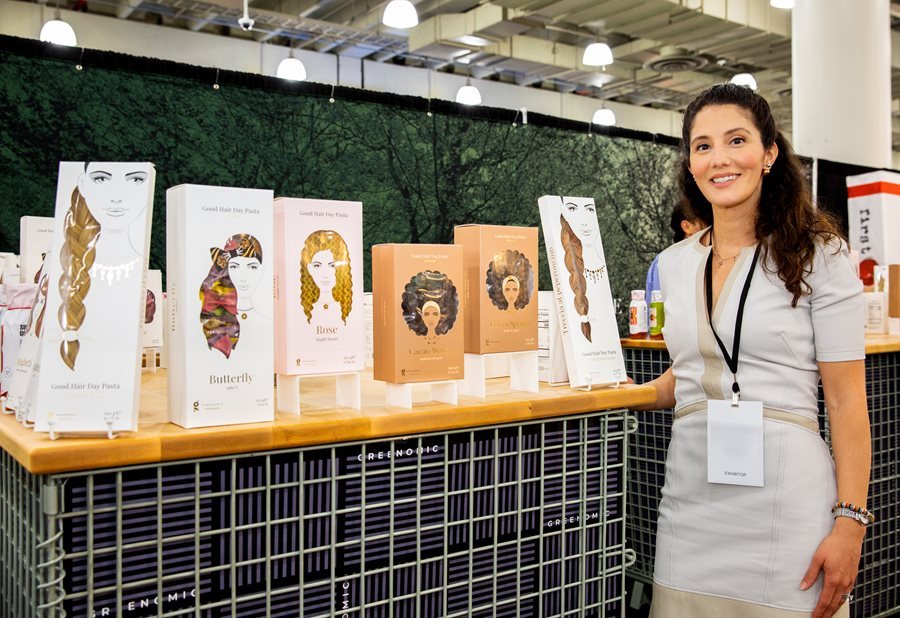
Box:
(763, 163, 772, 176)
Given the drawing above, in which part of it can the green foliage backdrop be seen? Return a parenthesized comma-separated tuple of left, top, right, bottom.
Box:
(0, 43, 681, 333)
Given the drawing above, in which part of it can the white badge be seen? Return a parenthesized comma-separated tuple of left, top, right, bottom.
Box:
(707, 399, 764, 487)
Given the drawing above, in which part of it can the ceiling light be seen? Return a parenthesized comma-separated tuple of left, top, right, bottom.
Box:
(730, 73, 758, 90)
(591, 108, 615, 126)
(456, 80, 481, 105)
(454, 34, 491, 47)
(276, 57, 307, 81)
(582, 43, 613, 67)
(769, 0, 794, 8)
(382, 0, 418, 29)
(39, 19, 77, 46)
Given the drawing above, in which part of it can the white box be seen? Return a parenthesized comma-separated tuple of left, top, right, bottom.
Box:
(273, 198, 364, 376)
(141, 269, 164, 349)
(19, 216, 54, 284)
(33, 162, 156, 434)
(847, 171, 900, 284)
(364, 292, 374, 369)
(166, 184, 274, 428)
(538, 195, 625, 388)
(537, 290, 568, 384)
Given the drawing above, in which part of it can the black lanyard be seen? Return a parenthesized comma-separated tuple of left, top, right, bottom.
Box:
(704, 243, 761, 404)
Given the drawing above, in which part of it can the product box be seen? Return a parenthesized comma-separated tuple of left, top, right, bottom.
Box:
(141, 269, 164, 349)
(538, 290, 568, 384)
(166, 184, 274, 428)
(454, 224, 538, 354)
(1, 283, 37, 398)
(33, 162, 155, 434)
(6, 253, 52, 420)
(364, 292, 374, 369)
(19, 216, 54, 284)
(847, 171, 900, 285)
(538, 195, 626, 388)
(372, 244, 464, 384)
(273, 198, 364, 376)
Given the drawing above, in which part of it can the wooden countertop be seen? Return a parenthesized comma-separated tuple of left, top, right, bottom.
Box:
(0, 370, 655, 475)
(621, 335, 900, 355)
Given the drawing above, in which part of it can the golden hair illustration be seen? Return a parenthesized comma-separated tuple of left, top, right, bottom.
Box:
(485, 249, 535, 311)
(299, 230, 353, 324)
(559, 213, 591, 342)
(57, 185, 102, 369)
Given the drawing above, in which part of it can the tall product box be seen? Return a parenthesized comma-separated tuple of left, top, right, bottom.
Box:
(33, 162, 155, 433)
(373, 244, 464, 384)
(847, 171, 900, 285)
(538, 195, 625, 388)
(166, 184, 274, 428)
(454, 224, 538, 354)
(19, 216, 54, 284)
(142, 269, 164, 349)
(273, 198, 364, 376)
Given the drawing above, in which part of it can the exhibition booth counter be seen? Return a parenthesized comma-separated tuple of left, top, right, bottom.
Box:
(621, 333, 900, 354)
(0, 372, 655, 475)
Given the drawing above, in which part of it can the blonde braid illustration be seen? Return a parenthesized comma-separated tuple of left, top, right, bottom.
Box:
(560, 214, 592, 342)
(57, 186, 102, 369)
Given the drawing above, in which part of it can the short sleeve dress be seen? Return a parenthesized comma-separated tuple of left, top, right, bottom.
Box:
(650, 229, 864, 617)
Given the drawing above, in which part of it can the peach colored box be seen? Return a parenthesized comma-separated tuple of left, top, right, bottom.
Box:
(454, 224, 538, 354)
(273, 198, 364, 376)
(372, 244, 464, 384)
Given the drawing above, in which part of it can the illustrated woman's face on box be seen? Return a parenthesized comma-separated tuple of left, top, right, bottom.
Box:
(78, 163, 149, 231)
(562, 200, 599, 245)
(229, 256, 263, 296)
(422, 301, 441, 330)
(307, 249, 336, 291)
(503, 277, 520, 308)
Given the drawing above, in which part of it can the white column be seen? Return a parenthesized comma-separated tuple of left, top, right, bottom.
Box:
(792, 0, 891, 168)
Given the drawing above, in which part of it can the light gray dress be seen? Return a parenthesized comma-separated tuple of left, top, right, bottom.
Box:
(650, 230, 864, 616)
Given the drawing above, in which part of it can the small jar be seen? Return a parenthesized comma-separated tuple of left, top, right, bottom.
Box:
(629, 290, 648, 339)
(649, 290, 664, 340)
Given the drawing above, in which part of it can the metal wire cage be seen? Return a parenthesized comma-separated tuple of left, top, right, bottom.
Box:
(2, 411, 637, 618)
(623, 346, 900, 618)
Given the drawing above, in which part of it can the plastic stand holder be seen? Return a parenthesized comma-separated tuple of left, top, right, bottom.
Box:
(460, 351, 539, 399)
(384, 380, 458, 409)
(48, 411, 120, 440)
(0, 395, 9, 415)
(142, 347, 159, 374)
(276, 371, 362, 414)
(575, 368, 624, 392)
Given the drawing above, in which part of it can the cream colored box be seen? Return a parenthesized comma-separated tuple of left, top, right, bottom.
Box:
(273, 198, 364, 376)
(166, 184, 274, 428)
(454, 224, 538, 354)
(372, 244, 463, 384)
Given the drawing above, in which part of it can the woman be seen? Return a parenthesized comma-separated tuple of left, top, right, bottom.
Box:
(199, 233, 264, 358)
(401, 270, 459, 345)
(485, 248, 535, 313)
(300, 230, 353, 327)
(559, 198, 612, 342)
(639, 84, 870, 618)
(645, 199, 707, 302)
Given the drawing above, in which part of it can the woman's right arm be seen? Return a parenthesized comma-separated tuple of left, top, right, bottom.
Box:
(630, 366, 675, 411)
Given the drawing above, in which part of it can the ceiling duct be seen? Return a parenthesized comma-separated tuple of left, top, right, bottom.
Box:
(643, 46, 708, 72)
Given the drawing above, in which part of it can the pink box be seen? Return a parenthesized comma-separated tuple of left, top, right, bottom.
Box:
(274, 198, 364, 376)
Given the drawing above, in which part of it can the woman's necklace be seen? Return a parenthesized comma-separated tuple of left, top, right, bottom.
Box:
(89, 258, 138, 286)
(583, 265, 606, 283)
(710, 231, 740, 268)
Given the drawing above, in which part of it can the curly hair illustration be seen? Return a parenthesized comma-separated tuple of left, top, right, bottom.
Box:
(559, 213, 592, 342)
(145, 289, 157, 324)
(401, 271, 459, 337)
(485, 249, 535, 311)
(198, 233, 262, 358)
(57, 185, 102, 370)
(299, 230, 353, 324)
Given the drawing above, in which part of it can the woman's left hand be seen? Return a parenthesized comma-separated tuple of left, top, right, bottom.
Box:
(800, 520, 864, 618)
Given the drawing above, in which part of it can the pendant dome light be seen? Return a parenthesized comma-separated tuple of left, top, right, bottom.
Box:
(591, 108, 616, 127)
(582, 42, 613, 67)
(455, 78, 482, 105)
(730, 73, 758, 90)
(382, 0, 418, 29)
(770, 0, 794, 8)
(40, 17, 77, 46)
(276, 57, 307, 81)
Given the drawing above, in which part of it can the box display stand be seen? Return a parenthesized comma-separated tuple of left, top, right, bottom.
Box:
(276, 371, 362, 414)
(460, 351, 539, 399)
(383, 380, 459, 409)
(48, 413, 120, 441)
(576, 370, 624, 391)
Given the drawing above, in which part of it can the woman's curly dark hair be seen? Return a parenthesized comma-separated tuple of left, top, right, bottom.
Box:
(485, 249, 535, 310)
(679, 83, 842, 307)
(401, 270, 459, 336)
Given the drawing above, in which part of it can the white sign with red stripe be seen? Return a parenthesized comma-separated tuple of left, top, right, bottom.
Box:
(846, 170, 900, 286)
